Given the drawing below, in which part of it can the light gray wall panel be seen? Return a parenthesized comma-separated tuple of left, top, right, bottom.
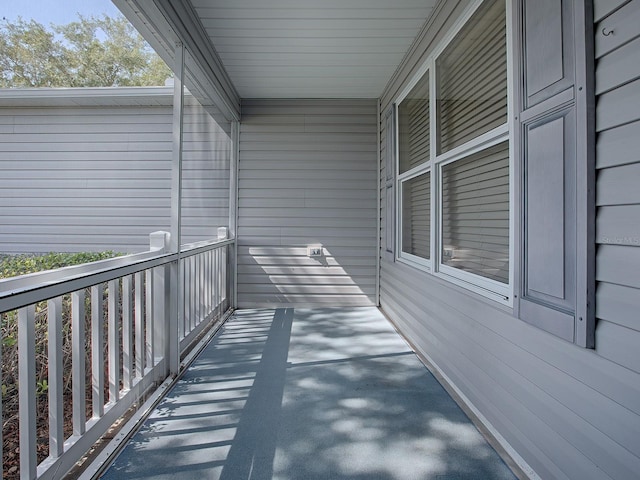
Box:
(596, 77, 640, 132)
(0, 98, 229, 254)
(596, 321, 640, 372)
(594, 0, 630, 22)
(597, 205, 640, 246)
(595, 37, 640, 95)
(595, 0, 640, 58)
(238, 99, 377, 307)
(377, 2, 640, 479)
(596, 119, 640, 169)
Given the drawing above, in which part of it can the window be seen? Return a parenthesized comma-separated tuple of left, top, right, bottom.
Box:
(397, 70, 431, 266)
(401, 171, 430, 259)
(440, 142, 509, 285)
(395, 0, 510, 302)
(392, 0, 595, 345)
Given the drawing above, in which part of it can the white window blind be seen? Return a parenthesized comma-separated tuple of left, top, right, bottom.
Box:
(436, 0, 507, 154)
(401, 171, 430, 259)
(398, 73, 430, 174)
(441, 141, 509, 284)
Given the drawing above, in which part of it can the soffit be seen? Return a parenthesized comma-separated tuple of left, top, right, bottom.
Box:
(190, 0, 438, 98)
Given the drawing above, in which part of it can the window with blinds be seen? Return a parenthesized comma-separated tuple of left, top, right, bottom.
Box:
(436, 0, 507, 154)
(398, 72, 430, 175)
(441, 141, 509, 284)
(393, 0, 511, 301)
(401, 171, 430, 260)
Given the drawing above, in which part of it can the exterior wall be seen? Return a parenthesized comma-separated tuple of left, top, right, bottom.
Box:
(593, 0, 640, 374)
(379, 2, 640, 480)
(238, 99, 378, 307)
(0, 97, 229, 253)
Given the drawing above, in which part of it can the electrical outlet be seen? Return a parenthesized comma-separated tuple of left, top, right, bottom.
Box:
(307, 245, 323, 257)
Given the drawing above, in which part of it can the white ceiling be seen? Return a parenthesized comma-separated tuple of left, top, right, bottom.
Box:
(190, 0, 438, 99)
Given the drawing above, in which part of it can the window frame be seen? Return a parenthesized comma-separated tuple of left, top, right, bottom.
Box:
(394, 64, 433, 271)
(396, 162, 432, 270)
(394, 0, 514, 306)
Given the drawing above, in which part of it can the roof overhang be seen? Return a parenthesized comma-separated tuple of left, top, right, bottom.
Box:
(114, 0, 440, 117)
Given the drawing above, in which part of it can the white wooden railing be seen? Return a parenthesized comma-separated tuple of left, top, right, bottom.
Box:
(0, 232, 234, 480)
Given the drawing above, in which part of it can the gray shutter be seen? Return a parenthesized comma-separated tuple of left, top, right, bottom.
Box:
(436, 0, 507, 154)
(384, 107, 395, 259)
(514, 0, 595, 347)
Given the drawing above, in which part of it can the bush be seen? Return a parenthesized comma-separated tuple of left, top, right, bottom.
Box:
(0, 251, 121, 280)
(1, 251, 122, 479)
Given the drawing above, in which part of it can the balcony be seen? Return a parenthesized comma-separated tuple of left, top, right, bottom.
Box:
(0, 245, 518, 479)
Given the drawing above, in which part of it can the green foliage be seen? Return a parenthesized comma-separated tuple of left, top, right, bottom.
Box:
(0, 14, 171, 88)
(0, 251, 122, 279)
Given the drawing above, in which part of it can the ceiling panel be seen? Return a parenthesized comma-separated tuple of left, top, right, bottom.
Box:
(191, 0, 438, 98)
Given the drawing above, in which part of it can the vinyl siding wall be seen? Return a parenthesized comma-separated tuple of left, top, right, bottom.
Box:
(0, 96, 230, 253)
(594, 0, 640, 374)
(379, 1, 640, 479)
(238, 99, 378, 307)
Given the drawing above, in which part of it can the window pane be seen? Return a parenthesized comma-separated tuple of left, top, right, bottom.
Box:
(436, 0, 507, 154)
(441, 142, 509, 283)
(402, 172, 430, 259)
(398, 72, 430, 174)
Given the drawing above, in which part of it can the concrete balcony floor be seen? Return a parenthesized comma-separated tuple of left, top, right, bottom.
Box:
(101, 307, 517, 480)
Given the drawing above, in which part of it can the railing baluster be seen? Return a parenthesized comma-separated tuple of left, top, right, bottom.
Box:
(48, 297, 64, 457)
(223, 245, 228, 308)
(72, 291, 86, 436)
(183, 257, 193, 337)
(207, 250, 212, 316)
(195, 255, 200, 326)
(1, 315, 3, 480)
(189, 257, 195, 332)
(108, 280, 120, 403)
(178, 258, 185, 341)
(122, 276, 133, 390)
(18, 305, 37, 478)
(216, 247, 221, 313)
(91, 284, 104, 418)
(213, 248, 219, 316)
(134, 272, 144, 379)
(145, 269, 154, 369)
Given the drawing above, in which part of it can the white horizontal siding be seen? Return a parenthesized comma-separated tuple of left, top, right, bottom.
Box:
(238, 99, 377, 307)
(0, 96, 230, 253)
(378, 2, 640, 480)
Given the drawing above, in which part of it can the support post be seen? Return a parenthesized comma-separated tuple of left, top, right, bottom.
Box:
(168, 41, 185, 375)
(230, 120, 239, 309)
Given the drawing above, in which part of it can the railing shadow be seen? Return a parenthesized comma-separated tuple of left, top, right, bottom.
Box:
(101, 308, 294, 480)
(102, 307, 517, 480)
(218, 307, 293, 480)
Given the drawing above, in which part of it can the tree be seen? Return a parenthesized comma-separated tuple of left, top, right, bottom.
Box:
(0, 14, 171, 88)
(0, 18, 71, 87)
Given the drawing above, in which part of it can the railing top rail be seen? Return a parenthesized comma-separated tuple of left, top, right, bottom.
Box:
(0, 237, 234, 314)
(180, 238, 234, 259)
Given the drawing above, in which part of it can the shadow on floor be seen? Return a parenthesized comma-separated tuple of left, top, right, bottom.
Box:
(101, 307, 517, 480)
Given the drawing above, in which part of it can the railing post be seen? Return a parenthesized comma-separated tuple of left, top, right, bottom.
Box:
(150, 231, 174, 379)
(18, 305, 37, 479)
